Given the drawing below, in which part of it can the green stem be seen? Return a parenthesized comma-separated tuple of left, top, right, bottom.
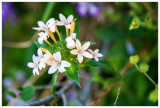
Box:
(42, 2, 55, 22)
(144, 73, 157, 86)
(135, 64, 139, 71)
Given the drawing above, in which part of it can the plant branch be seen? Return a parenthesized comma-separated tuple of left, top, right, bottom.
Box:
(26, 81, 74, 106)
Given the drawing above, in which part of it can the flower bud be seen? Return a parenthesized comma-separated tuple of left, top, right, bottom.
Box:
(129, 55, 139, 64)
(139, 63, 149, 73)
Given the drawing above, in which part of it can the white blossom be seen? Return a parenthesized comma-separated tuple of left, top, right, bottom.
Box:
(37, 48, 46, 70)
(27, 55, 40, 76)
(70, 39, 92, 63)
(66, 33, 77, 49)
(38, 32, 49, 44)
(32, 18, 57, 33)
(88, 49, 103, 61)
(57, 13, 73, 29)
(48, 52, 71, 74)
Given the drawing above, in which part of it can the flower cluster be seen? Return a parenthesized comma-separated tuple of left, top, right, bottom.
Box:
(28, 13, 103, 76)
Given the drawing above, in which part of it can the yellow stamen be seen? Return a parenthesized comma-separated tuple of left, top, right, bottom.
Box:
(70, 21, 75, 34)
(40, 47, 46, 53)
(48, 29, 57, 44)
(69, 58, 73, 61)
(66, 28, 69, 37)
(85, 58, 92, 63)
(45, 40, 53, 47)
(56, 27, 61, 41)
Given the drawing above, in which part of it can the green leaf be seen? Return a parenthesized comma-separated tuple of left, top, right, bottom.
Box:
(85, 60, 120, 76)
(149, 85, 158, 102)
(66, 62, 80, 87)
(51, 71, 58, 105)
(7, 90, 17, 98)
(20, 86, 35, 101)
(82, 41, 96, 45)
(129, 17, 140, 30)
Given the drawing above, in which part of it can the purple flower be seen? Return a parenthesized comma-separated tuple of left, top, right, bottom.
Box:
(76, 2, 100, 17)
(2, 2, 18, 27)
(126, 41, 135, 55)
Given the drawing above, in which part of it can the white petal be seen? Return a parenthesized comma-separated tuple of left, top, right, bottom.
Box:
(65, 24, 71, 29)
(71, 33, 76, 39)
(48, 66, 58, 74)
(94, 57, 99, 61)
(32, 27, 43, 31)
(56, 21, 64, 26)
(28, 62, 36, 68)
(70, 49, 78, 55)
(59, 13, 67, 23)
(61, 61, 71, 67)
(38, 37, 43, 44)
(39, 62, 46, 70)
(37, 48, 43, 57)
(67, 41, 76, 49)
(67, 15, 73, 23)
(88, 49, 93, 54)
(56, 52, 61, 62)
(78, 54, 83, 63)
(49, 26, 55, 32)
(38, 21, 46, 29)
(82, 42, 90, 51)
(58, 66, 66, 73)
(76, 39, 81, 50)
(46, 50, 52, 58)
(94, 49, 99, 55)
(46, 18, 55, 27)
(82, 51, 93, 58)
(32, 54, 40, 63)
(96, 53, 103, 57)
(65, 36, 72, 43)
(33, 68, 39, 76)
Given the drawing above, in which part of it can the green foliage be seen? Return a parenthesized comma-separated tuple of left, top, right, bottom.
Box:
(82, 41, 96, 45)
(149, 86, 158, 102)
(7, 90, 17, 98)
(51, 71, 58, 105)
(20, 86, 35, 101)
(66, 61, 80, 87)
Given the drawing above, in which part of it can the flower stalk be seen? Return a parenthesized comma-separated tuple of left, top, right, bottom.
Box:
(48, 30, 57, 43)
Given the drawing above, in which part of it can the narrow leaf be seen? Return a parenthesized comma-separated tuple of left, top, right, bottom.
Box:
(7, 90, 17, 98)
(66, 62, 80, 87)
(51, 71, 58, 105)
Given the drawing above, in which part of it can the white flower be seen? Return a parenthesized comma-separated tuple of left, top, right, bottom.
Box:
(57, 13, 73, 29)
(48, 52, 71, 74)
(27, 55, 40, 76)
(70, 39, 92, 63)
(65, 33, 77, 49)
(37, 48, 46, 70)
(32, 18, 57, 33)
(38, 32, 49, 44)
(88, 49, 103, 61)
(40, 50, 56, 66)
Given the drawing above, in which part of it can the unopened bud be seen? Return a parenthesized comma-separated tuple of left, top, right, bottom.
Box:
(139, 63, 149, 73)
(129, 55, 139, 64)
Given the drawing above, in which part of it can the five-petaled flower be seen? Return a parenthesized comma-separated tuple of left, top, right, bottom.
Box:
(70, 39, 92, 63)
(48, 52, 71, 74)
(38, 32, 49, 44)
(57, 13, 73, 29)
(32, 18, 57, 33)
(88, 49, 103, 61)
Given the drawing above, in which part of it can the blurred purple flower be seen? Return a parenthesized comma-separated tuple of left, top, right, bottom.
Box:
(126, 41, 135, 55)
(76, 2, 100, 17)
(2, 2, 18, 27)
(67, 90, 77, 102)
(3, 77, 13, 89)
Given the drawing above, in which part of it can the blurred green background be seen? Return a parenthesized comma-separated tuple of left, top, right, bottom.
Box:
(2, 2, 158, 106)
